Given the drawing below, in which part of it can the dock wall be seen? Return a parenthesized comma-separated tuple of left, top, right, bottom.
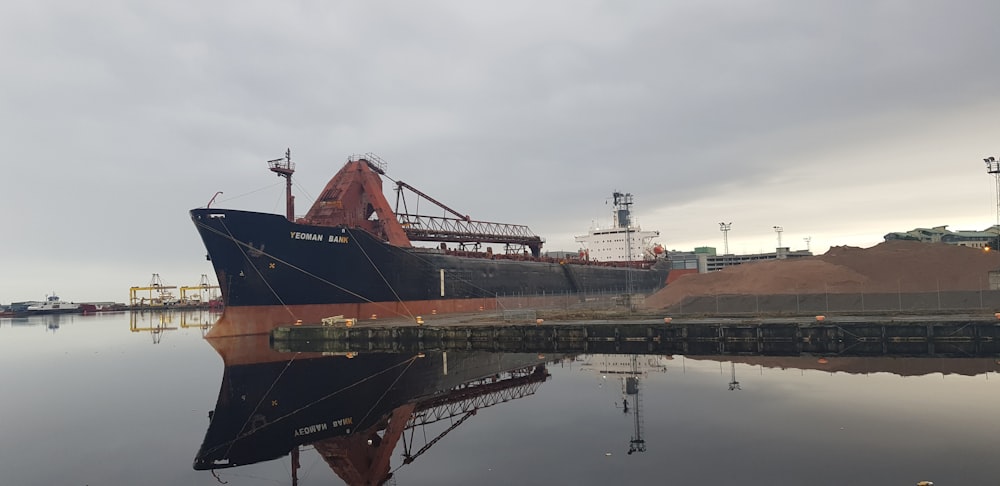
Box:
(272, 320, 1000, 357)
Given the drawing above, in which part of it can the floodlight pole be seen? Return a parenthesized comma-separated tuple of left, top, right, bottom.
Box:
(719, 222, 732, 255)
(986, 156, 1000, 231)
(773, 226, 783, 248)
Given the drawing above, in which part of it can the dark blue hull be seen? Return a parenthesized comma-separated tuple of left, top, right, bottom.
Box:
(190, 208, 668, 335)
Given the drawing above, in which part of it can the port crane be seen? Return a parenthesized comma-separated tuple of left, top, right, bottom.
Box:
(178, 274, 221, 307)
(128, 273, 178, 307)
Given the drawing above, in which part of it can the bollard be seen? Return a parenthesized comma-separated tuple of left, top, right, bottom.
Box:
(294, 319, 303, 326)
(432, 309, 437, 315)
(815, 315, 826, 321)
(663, 317, 672, 324)
(345, 318, 355, 328)
(416, 316, 424, 325)
(370, 314, 378, 320)
(536, 318, 544, 325)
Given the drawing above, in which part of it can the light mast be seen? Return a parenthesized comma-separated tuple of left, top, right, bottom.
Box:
(268, 148, 295, 221)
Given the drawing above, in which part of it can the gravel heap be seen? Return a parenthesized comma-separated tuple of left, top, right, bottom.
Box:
(644, 240, 1000, 309)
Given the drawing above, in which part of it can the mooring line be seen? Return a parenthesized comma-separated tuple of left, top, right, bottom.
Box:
(195, 219, 405, 317)
(346, 228, 415, 321)
(217, 219, 297, 321)
(221, 352, 301, 460)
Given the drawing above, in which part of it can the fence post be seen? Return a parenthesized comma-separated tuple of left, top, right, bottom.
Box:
(825, 283, 829, 313)
(937, 279, 941, 310)
(861, 282, 865, 312)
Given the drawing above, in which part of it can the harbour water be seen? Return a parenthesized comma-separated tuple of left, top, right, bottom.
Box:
(2, 311, 998, 485)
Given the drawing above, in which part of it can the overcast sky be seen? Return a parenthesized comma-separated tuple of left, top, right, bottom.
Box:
(3, 0, 999, 303)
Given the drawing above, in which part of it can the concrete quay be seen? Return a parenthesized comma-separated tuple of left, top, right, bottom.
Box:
(271, 312, 1000, 357)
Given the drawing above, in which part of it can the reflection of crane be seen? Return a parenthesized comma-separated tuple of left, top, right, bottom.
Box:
(128, 311, 178, 344)
(400, 366, 546, 466)
(728, 361, 741, 391)
(313, 364, 550, 486)
(626, 354, 646, 454)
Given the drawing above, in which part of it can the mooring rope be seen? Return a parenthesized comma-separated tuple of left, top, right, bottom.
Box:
(194, 219, 406, 317)
(354, 353, 418, 427)
(346, 227, 416, 321)
(220, 353, 301, 460)
(217, 219, 297, 321)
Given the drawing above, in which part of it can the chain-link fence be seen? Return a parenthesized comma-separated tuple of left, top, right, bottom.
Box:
(492, 289, 1000, 318)
(494, 289, 641, 318)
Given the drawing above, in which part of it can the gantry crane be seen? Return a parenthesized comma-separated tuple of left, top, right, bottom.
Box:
(179, 274, 221, 306)
(129, 273, 178, 307)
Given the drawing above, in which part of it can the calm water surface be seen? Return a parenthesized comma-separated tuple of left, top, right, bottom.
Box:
(1, 312, 997, 485)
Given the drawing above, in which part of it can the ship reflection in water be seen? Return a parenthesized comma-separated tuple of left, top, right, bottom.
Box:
(194, 333, 1000, 485)
(195, 337, 554, 485)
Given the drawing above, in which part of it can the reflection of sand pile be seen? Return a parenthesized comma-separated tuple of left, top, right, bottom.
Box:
(645, 240, 1000, 309)
(690, 355, 1000, 377)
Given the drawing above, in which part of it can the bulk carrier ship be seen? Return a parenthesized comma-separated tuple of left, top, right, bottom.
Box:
(190, 151, 669, 337)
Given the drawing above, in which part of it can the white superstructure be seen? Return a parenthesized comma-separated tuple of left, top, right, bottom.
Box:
(575, 192, 663, 263)
(26, 294, 80, 312)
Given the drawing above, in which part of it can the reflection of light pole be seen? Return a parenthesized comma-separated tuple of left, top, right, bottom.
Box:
(985, 156, 1000, 231)
(719, 222, 732, 255)
(728, 362, 741, 391)
(773, 226, 783, 248)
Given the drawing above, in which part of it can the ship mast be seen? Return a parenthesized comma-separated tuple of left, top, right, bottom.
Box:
(268, 148, 295, 221)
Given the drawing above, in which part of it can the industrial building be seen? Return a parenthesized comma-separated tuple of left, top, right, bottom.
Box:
(668, 246, 813, 274)
(883, 225, 1000, 249)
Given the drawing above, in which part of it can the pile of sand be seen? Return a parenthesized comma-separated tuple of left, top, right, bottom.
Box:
(644, 240, 1000, 309)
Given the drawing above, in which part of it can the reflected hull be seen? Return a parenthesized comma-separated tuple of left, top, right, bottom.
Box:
(194, 347, 552, 470)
